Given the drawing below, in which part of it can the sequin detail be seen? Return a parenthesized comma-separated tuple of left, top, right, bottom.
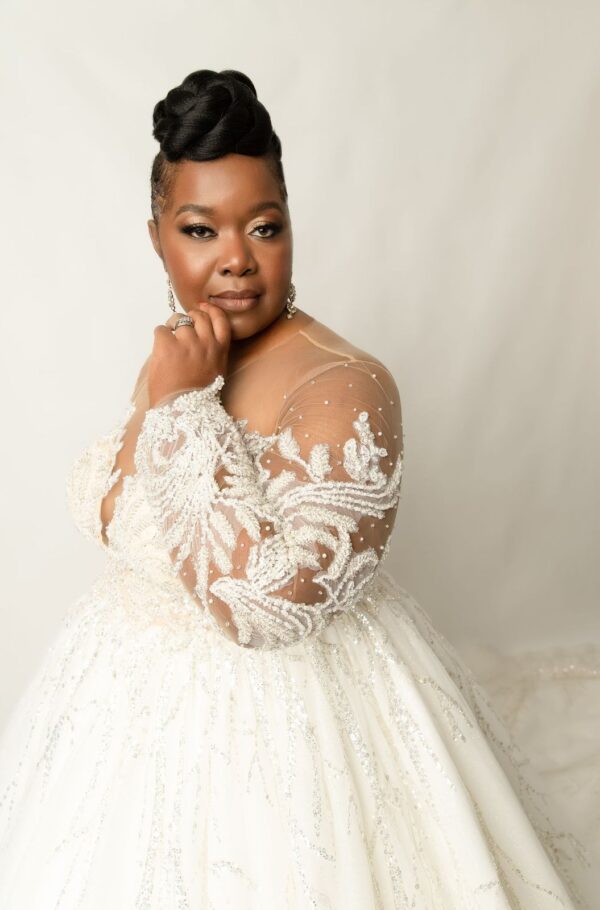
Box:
(0, 332, 587, 908)
(134, 375, 403, 651)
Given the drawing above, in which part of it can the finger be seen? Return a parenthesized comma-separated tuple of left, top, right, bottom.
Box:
(164, 310, 212, 341)
(154, 324, 177, 340)
(152, 324, 180, 355)
(164, 311, 196, 331)
(194, 301, 231, 347)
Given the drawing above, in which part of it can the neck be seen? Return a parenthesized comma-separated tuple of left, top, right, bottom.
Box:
(227, 308, 312, 377)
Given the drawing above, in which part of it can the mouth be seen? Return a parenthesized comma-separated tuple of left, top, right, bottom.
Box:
(208, 294, 261, 313)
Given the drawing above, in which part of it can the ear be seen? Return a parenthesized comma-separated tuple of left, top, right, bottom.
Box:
(147, 219, 164, 263)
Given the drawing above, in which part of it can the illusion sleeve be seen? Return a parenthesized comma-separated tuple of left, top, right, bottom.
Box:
(133, 361, 404, 651)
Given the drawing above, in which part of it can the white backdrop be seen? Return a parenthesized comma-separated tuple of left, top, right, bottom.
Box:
(1, 0, 599, 729)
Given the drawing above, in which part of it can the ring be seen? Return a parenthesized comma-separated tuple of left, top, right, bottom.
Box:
(172, 315, 194, 332)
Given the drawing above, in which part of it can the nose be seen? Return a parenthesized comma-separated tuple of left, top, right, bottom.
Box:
(218, 233, 257, 276)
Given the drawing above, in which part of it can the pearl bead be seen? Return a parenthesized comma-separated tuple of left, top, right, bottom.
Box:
(118, 377, 403, 652)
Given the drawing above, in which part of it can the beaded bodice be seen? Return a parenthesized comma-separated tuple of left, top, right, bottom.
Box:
(65, 318, 404, 652)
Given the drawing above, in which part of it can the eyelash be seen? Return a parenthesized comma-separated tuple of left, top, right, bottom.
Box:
(181, 222, 282, 240)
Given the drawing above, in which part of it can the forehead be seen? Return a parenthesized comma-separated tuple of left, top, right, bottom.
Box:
(169, 154, 281, 211)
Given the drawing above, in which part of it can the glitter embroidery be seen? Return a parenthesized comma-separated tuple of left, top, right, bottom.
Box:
(0, 343, 588, 908)
(134, 375, 403, 651)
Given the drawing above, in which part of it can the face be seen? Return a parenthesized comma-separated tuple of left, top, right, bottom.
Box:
(148, 154, 293, 342)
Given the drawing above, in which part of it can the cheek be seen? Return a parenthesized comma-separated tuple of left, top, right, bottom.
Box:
(262, 248, 293, 291)
(173, 247, 207, 278)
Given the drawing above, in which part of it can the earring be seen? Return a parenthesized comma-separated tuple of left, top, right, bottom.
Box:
(285, 280, 297, 318)
(167, 275, 177, 312)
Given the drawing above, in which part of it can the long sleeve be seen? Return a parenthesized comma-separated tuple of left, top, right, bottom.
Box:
(133, 361, 403, 651)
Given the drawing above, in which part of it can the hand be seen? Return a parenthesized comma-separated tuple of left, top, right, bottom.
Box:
(147, 301, 231, 408)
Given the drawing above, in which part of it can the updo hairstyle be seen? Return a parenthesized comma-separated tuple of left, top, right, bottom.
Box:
(150, 69, 288, 222)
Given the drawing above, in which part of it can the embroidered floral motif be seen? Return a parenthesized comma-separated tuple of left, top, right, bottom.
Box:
(134, 375, 403, 650)
(48, 348, 587, 908)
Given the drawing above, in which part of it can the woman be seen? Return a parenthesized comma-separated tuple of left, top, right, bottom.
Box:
(0, 68, 587, 908)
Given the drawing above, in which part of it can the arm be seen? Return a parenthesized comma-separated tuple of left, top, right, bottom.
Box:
(132, 354, 152, 401)
(134, 361, 403, 651)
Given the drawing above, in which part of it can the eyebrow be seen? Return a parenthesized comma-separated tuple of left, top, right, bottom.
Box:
(174, 200, 285, 217)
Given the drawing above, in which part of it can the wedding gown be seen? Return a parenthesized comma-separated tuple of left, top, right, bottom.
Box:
(0, 316, 588, 908)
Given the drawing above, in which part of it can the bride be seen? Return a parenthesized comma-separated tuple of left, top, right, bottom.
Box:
(0, 68, 588, 908)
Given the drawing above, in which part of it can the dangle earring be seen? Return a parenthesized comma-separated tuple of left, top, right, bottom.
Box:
(167, 275, 177, 312)
(285, 280, 297, 318)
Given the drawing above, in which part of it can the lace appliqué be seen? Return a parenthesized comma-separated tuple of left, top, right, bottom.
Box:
(134, 375, 402, 650)
(65, 401, 136, 548)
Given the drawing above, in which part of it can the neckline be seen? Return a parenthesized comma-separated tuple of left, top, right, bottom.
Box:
(226, 313, 315, 379)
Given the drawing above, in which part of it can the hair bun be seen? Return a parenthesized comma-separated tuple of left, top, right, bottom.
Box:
(149, 68, 287, 221)
(152, 69, 272, 162)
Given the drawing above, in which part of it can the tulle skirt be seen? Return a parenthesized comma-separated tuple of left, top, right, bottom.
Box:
(0, 569, 591, 909)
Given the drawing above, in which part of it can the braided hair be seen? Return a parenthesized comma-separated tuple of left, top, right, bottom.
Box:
(150, 69, 287, 221)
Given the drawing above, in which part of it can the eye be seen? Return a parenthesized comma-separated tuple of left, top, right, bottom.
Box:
(252, 222, 282, 238)
(181, 224, 214, 239)
(180, 221, 282, 240)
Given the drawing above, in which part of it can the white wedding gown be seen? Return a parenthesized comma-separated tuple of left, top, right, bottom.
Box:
(0, 318, 590, 908)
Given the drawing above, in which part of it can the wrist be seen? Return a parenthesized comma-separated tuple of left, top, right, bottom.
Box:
(149, 375, 225, 410)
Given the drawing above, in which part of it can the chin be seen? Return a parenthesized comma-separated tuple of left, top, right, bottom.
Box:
(226, 306, 282, 340)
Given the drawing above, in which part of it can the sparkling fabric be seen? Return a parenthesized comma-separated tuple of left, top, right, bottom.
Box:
(133, 368, 403, 650)
(0, 318, 588, 908)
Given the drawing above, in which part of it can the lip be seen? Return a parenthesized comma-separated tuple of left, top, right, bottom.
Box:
(210, 290, 260, 299)
(208, 294, 261, 313)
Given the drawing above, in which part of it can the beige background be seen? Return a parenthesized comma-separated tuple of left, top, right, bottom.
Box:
(0, 0, 599, 725)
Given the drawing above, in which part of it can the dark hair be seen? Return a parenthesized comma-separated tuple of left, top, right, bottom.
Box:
(150, 69, 287, 221)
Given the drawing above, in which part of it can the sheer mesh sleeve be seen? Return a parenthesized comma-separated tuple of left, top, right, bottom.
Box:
(134, 361, 403, 650)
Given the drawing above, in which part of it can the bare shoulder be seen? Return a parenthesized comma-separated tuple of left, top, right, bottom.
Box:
(299, 315, 397, 385)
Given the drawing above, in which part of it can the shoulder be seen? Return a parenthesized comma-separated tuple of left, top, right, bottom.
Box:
(289, 315, 399, 398)
(278, 317, 402, 446)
